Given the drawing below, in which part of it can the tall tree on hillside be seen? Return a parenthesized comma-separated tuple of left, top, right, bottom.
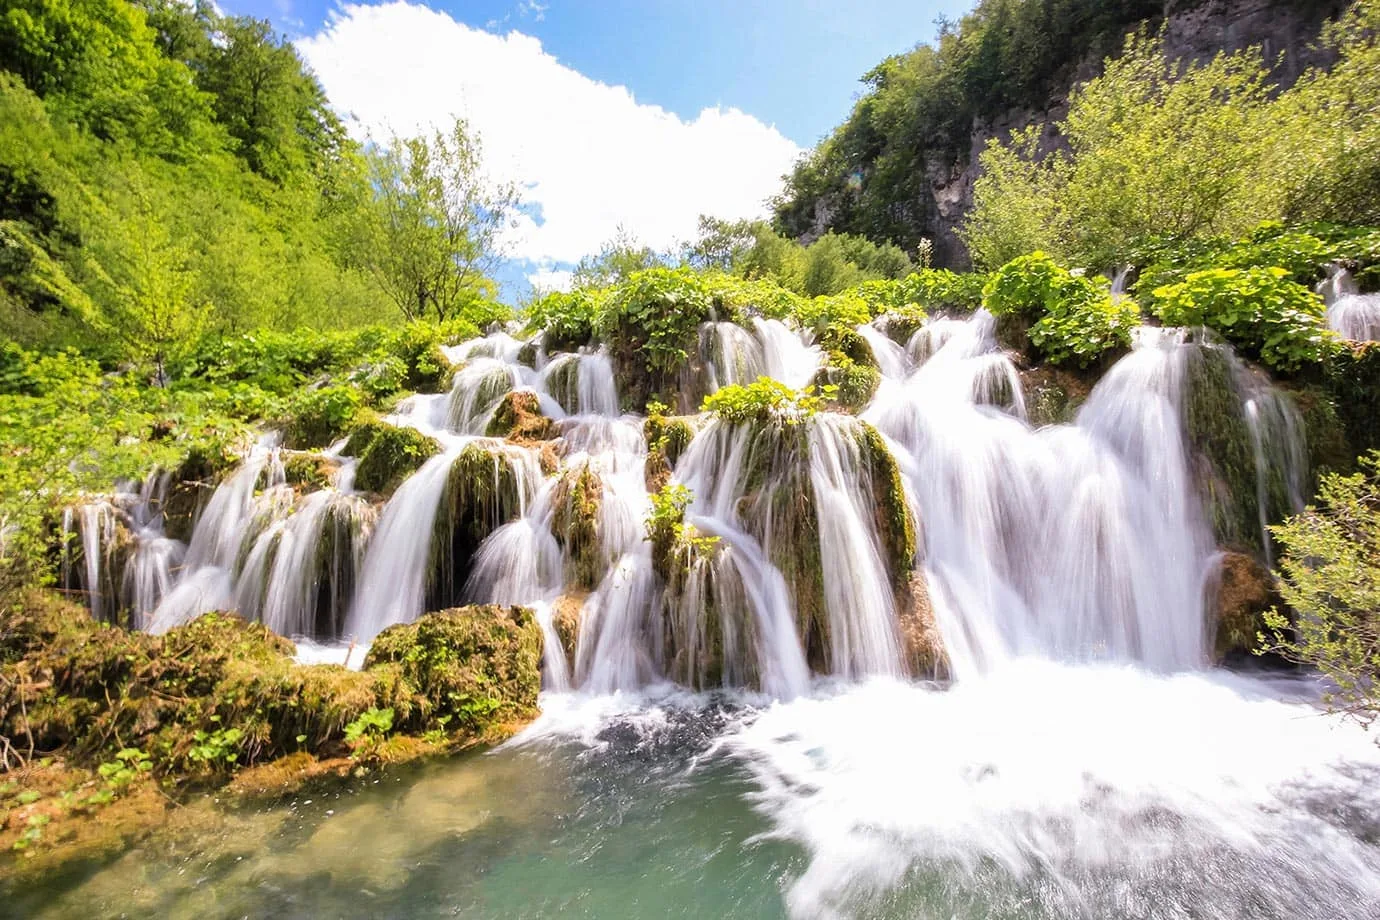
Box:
(353, 119, 518, 322)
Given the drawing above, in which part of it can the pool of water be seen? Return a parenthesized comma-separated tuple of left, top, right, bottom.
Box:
(15, 662, 1380, 919)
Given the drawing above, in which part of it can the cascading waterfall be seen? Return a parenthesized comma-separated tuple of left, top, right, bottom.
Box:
(1319, 263, 1380, 341)
(65, 305, 1307, 699)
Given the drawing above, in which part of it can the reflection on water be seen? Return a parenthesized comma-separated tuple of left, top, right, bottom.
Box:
(14, 667, 1380, 920)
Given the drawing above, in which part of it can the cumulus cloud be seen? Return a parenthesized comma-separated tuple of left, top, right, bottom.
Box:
(527, 267, 573, 293)
(298, 1, 801, 269)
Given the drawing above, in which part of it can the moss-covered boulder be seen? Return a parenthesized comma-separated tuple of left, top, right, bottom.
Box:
(1019, 366, 1093, 427)
(345, 416, 442, 496)
(1210, 552, 1279, 662)
(485, 390, 555, 444)
(551, 593, 583, 677)
(282, 451, 339, 493)
(550, 464, 604, 590)
(1182, 346, 1273, 556)
(426, 444, 525, 609)
(644, 412, 697, 491)
(811, 325, 882, 413)
(364, 606, 542, 733)
(1283, 382, 1357, 487)
(856, 421, 917, 589)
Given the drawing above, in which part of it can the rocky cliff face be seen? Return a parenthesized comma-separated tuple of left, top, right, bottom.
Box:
(908, 0, 1346, 268)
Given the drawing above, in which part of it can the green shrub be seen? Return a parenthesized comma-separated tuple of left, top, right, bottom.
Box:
(702, 378, 828, 425)
(1261, 452, 1380, 729)
(983, 252, 1102, 319)
(524, 288, 603, 350)
(1151, 267, 1331, 372)
(1029, 294, 1139, 368)
(281, 385, 366, 449)
(601, 268, 716, 375)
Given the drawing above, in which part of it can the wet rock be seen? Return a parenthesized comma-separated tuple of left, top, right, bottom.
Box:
(365, 605, 542, 732)
(485, 390, 555, 444)
(345, 417, 442, 497)
(1210, 551, 1279, 662)
(1019, 366, 1093, 427)
(551, 464, 604, 590)
(896, 571, 947, 679)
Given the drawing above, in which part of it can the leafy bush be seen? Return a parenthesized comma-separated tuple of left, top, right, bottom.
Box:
(601, 268, 716, 374)
(983, 252, 1102, 319)
(702, 378, 828, 425)
(1261, 452, 1380, 728)
(1151, 267, 1331, 372)
(524, 288, 603, 350)
(1029, 294, 1139, 368)
(281, 385, 366, 449)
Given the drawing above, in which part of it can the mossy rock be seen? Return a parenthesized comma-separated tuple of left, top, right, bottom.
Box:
(550, 464, 604, 590)
(895, 571, 946, 679)
(551, 594, 583, 677)
(1283, 382, 1357, 490)
(644, 413, 697, 488)
(1019, 366, 1093, 427)
(409, 343, 460, 393)
(282, 452, 339, 493)
(1182, 346, 1269, 556)
(426, 444, 525, 609)
(1210, 552, 1279, 663)
(994, 312, 1034, 361)
(1324, 342, 1380, 457)
(856, 421, 918, 589)
(346, 417, 442, 497)
(485, 390, 555, 444)
(363, 606, 542, 733)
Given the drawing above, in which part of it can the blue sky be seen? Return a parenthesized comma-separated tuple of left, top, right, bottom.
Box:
(227, 0, 970, 146)
(218, 1, 973, 298)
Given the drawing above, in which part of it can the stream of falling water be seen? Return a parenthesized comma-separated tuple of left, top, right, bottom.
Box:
(44, 309, 1380, 919)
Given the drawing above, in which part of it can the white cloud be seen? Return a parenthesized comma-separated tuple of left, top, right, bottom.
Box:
(527, 267, 574, 293)
(298, 2, 800, 268)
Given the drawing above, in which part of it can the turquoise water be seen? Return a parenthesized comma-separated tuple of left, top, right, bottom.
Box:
(15, 666, 1380, 919)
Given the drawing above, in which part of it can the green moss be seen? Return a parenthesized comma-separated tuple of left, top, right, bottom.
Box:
(485, 390, 555, 443)
(346, 418, 442, 496)
(1284, 382, 1357, 491)
(1324, 342, 1380, 457)
(282, 452, 336, 492)
(0, 593, 539, 797)
(364, 606, 542, 733)
(643, 412, 697, 489)
(1019, 366, 1093, 427)
(550, 464, 604, 590)
(1182, 346, 1266, 554)
(426, 445, 524, 608)
(856, 422, 917, 588)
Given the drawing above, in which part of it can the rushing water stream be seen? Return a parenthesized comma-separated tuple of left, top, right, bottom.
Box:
(42, 308, 1380, 918)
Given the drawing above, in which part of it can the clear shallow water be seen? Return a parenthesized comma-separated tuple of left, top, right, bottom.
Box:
(17, 664, 1380, 920)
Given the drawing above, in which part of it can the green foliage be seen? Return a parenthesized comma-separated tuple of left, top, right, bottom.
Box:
(702, 378, 829, 425)
(1261, 452, 1380, 728)
(1028, 294, 1139, 368)
(601, 267, 715, 375)
(343, 706, 394, 746)
(96, 747, 152, 789)
(187, 722, 244, 767)
(352, 119, 517, 322)
(1152, 267, 1332, 372)
(645, 483, 718, 573)
(775, 0, 1167, 252)
(524, 288, 602, 350)
(965, 9, 1380, 270)
(281, 385, 364, 449)
(984, 252, 1134, 366)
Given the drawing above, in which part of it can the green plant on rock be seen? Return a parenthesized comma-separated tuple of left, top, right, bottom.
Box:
(1028, 293, 1139, 368)
(187, 723, 244, 769)
(96, 747, 153, 792)
(282, 385, 366, 449)
(346, 418, 442, 495)
(343, 706, 394, 749)
(701, 378, 830, 425)
(983, 252, 1101, 319)
(645, 483, 718, 577)
(1261, 452, 1380, 729)
(1152, 266, 1332, 373)
(602, 268, 715, 375)
(524, 288, 603, 350)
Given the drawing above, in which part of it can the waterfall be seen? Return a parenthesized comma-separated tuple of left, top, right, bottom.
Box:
(1319, 263, 1380, 341)
(65, 315, 1309, 700)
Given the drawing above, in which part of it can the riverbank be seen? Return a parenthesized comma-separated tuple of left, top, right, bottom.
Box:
(0, 592, 541, 881)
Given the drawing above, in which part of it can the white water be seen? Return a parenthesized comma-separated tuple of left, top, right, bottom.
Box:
(1319, 264, 1380, 341)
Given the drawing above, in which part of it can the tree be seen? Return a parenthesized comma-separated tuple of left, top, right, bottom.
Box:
(571, 226, 662, 289)
(353, 119, 517, 323)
